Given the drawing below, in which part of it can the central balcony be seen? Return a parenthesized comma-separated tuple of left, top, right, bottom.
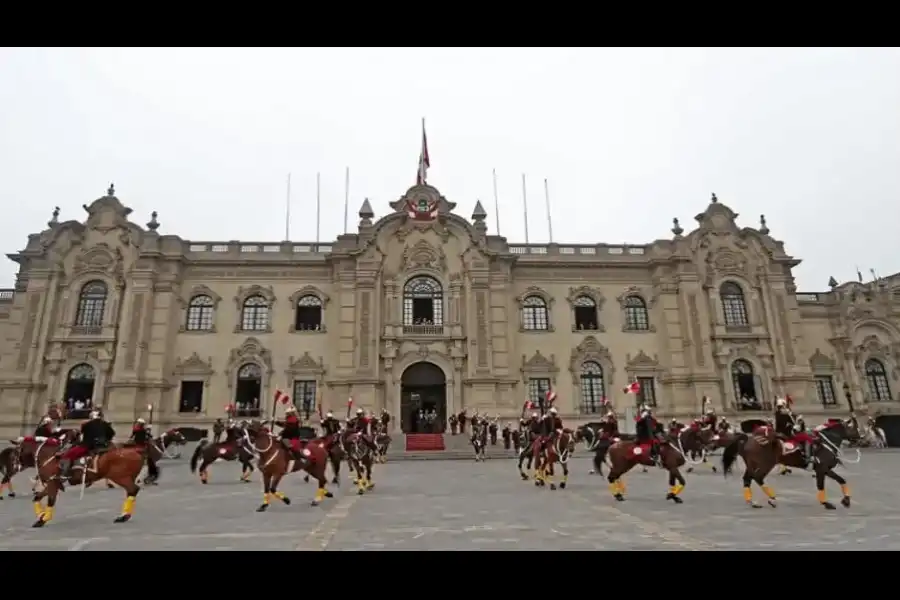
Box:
(402, 323, 447, 336)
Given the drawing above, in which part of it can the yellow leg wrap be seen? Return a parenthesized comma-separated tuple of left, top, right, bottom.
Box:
(122, 495, 136, 515)
(743, 487, 753, 503)
(43, 506, 54, 522)
(532, 469, 541, 481)
(840, 484, 850, 497)
(762, 485, 776, 499)
(273, 491, 286, 500)
(673, 483, 684, 496)
(619, 480, 627, 494)
(561, 474, 568, 484)
(262, 492, 270, 505)
(357, 478, 367, 490)
(817, 489, 826, 503)
(315, 487, 326, 502)
(33, 501, 44, 517)
(608, 482, 619, 496)
(0, 482, 6, 493)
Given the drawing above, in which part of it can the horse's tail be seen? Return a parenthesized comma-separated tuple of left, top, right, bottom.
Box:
(189, 440, 207, 473)
(0, 447, 11, 477)
(721, 433, 747, 477)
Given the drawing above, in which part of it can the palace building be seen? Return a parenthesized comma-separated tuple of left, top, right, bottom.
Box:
(0, 183, 898, 437)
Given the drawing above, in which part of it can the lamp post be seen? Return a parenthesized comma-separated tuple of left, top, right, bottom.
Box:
(843, 382, 854, 413)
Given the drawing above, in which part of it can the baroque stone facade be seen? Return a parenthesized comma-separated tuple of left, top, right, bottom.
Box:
(0, 184, 898, 436)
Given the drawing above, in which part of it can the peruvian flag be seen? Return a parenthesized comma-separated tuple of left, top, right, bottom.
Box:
(623, 380, 641, 395)
(416, 118, 430, 185)
(545, 389, 557, 405)
(527, 401, 535, 410)
(348, 397, 353, 406)
(785, 394, 793, 408)
(274, 389, 290, 405)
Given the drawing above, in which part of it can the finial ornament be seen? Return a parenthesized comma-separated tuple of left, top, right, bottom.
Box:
(107, 183, 115, 197)
(671, 217, 683, 236)
(759, 214, 769, 235)
(147, 210, 160, 231)
(48, 206, 60, 228)
(710, 193, 718, 203)
(828, 276, 838, 289)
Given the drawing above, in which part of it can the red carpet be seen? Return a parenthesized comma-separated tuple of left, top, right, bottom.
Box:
(405, 433, 445, 451)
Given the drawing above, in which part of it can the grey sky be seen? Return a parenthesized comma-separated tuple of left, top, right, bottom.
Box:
(2, 47, 898, 290)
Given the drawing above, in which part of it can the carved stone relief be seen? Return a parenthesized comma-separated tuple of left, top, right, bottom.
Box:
(173, 352, 215, 387)
(225, 337, 273, 387)
(233, 284, 276, 309)
(286, 352, 326, 379)
(808, 348, 837, 372)
(625, 350, 662, 373)
(565, 285, 606, 311)
(71, 243, 125, 285)
(520, 350, 559, 383)
(288, 285, 330, 307)
(178, 284, 222, 308)
(615, 285, 656, 309)
(401, 239, 447, 273)
(569, 336, 615, 385)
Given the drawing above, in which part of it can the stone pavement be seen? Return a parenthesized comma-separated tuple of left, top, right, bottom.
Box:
(1, 450, 899, 550)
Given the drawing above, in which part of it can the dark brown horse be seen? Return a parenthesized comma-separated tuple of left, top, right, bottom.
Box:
(31, 441, 145, 527)
(239, 420, 334, 510)
(138, 429, 187, 485)
(0, 430, 80, 498)
(303, 433, 345, 485)
(339, 430, 376, 494)
(189, 433, 256, 484)
(537, 430, 574, 490)
(606, 434, 687, 503)
(721, 419, 859, 510)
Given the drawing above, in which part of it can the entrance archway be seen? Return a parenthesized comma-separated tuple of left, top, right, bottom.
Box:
(401, 362, 447, 434)
(63, 363, 96, 419)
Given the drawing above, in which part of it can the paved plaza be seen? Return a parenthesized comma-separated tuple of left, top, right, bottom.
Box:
(1, 449, 899, 550)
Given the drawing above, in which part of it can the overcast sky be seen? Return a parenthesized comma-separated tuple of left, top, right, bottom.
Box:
(1, 48, 898, 291)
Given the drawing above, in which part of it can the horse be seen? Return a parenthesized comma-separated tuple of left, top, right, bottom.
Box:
(859, 422, 887, 449)
(31, 439, 145, 527)
(239, 420, 334, 509)
(606, 429, 687, 504)
(189, 429, 257, 484)
(538, 429, 574, 490)
(339, 429, 376, 494)
(303, 432, 345, 485)
(0, 429, 82, 498)
(137, 429, 187, 485)
(678, 423, 730, 473)
(516, 430, 536, 479)
(374, 428, 392, 464)
(471, 421, 488, 462)
(721, 418, 859, 510)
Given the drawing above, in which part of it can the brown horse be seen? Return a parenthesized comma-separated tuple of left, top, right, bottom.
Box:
(721, 419, 858, 510)
(0, 430, 82, 498)
(138, 429, 187, 485)
(303, 433, 345, 485)
(239, 420, 334, 510)
(189, 435, 256, 484)
(31, 442, 144, 527)
(606, 435, 687, 503)
(537, 430, 574, 490)
(375, 431, 392, 464)
(340, 430, 376, 493)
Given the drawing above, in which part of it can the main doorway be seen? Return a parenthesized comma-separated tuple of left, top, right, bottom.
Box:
(401, 362, 447, 434)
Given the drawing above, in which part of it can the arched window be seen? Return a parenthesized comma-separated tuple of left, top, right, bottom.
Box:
(573, 295, 598, 330)
(75, 281, 108, 328)
(731, 359, 760, 410)
(721, 282, 749, 327)
(294, 295, 323, 331)
(240, 295, 270, 332)
(623, 295, 649, 331)
(522, 295, 549, 331)
(185, 295, 215, 331)
(235, 363, 262, 417)
(580, 361, 605, 414)
(865, 358, 892, 402)
(403, 276, 443, 326)
(63, 363, 96, 418)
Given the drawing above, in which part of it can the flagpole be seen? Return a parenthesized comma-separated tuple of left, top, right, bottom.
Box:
(284, 173, 292, 241)
(544, 177, 554, 244)
(315, 172, 321, 245)
(343, 166, 350, 234)
(521, 174, 530, 245)
(492, 168, 501, 235)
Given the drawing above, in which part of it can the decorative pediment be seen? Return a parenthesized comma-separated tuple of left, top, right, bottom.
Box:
(225, 337, 273, 377)
(389, 184, 457, 217)
(515, 286, 554, 308)
(286, 352, 325, 375)
(72, 243, 124, 279)
(565, 285, 606, 310)
(808, 348, 837, 372)
(707, 248, 749, 277)
(857, 335, 889, 360)
(173, 352, 214, 375)
(521, 350, 559, 382)
(694, 194, 739, 233)
(288, 286, 330, 306)
(625, 350, 660, 371)
(233, 284, 276, 309)
(569, 336, 615, 384)
(178, 284, 222, 307)
(401, 239, 447, 273)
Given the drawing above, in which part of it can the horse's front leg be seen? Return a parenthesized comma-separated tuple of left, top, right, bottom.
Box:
(559, 461, 569, 489)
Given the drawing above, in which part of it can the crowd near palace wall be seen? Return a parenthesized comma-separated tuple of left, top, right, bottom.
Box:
(0, 183, 898, 437)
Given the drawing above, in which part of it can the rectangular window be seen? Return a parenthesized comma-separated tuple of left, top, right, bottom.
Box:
(527, 378, 551, 409)
(179, 380, 204, 413)
(293, 380, 318, 416)
(637, 377, 656, 407)
(815, 375, 837, 406)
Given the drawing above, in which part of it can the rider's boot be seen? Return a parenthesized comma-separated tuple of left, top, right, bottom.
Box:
(804, 441, 813, 467)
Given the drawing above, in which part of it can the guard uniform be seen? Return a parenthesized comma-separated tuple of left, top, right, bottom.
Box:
(57, 410, 115, 479)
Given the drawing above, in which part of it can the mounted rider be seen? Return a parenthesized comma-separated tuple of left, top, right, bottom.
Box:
(34, 415, 60, 439)
(275, 406, 305, 457)
(321, 410, 341, 436)
(56, 409, 116, 480)
(350, 408, 378, 453)
(700, 397, 717, 430)
(129, 418, 151, 447)
(634, 404, 663, 463)
(774, 397, 815, 466)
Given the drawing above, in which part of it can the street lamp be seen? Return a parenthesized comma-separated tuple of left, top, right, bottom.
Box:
(843, 382, 854, 413)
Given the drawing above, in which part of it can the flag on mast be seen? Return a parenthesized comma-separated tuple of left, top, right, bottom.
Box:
(416, 118, 430, 185)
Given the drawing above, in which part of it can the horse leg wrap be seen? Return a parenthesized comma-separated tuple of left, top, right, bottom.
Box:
(671, 483, 684, 496)
(274, 491, 286, 501)
(761, 485, 776, 499)
(315, 487, 326, 502)
(840, 484, 850, 498)
(122, 495, 136, 515)
(33, 501, 44, 517)
(608, 482, 619, 496)
(816, 489, 827, 504)
(743, 487, 753, 503)
(262, 492, 270, 505)
(618, 480, 627, 495)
